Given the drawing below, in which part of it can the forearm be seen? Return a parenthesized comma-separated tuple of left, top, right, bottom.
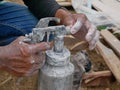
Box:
(23, 0, 61, 19)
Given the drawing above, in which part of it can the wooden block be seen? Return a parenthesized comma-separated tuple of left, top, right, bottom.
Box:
(101, 30, 120, 57)
(96, 41, 120, 83)
(82, 70, 114, 86)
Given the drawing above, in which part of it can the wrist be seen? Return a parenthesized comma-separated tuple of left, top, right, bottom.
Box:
(55, 7, 72, 24)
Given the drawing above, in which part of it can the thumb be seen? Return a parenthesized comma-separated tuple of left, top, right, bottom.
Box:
(63, 15, 75, 26)
(30, 42, 51, 54)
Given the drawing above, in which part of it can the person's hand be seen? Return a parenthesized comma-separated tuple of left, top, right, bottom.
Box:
(0, 36, 51, 77)
(62, 13, 100, 50)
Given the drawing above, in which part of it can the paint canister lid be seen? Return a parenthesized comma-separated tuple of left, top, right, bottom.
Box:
(46, 48, 71, 66)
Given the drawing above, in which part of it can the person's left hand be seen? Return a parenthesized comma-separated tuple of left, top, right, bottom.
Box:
(0, 36, 52, 77)
(61, 13, 100, 50)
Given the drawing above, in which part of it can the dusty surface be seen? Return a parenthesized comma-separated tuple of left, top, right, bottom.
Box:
(1, 49, 120, 90)
(88, 50, 109, 71)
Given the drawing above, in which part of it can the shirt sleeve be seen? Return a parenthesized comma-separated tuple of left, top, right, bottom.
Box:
(23, 0, 61, 19)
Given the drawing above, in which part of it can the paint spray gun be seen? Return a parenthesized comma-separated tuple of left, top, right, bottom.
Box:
(25, 17, 74, 90)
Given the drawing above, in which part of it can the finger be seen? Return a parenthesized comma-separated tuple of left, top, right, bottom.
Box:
(85, 24, 97, 42)
(7, 57, 33, 68)
(72, 14, 88, 23)
(89, 31, 100, 50)
(11, 62, 31, 68)
(18, 38, 30, 46)
(3, 66, 30, 77)
(85, 20, 91, 30)
(30, 53, 45, 67)
(62, 15, 75, 26)
(25, 62, 41, 76)
(30, 42, 51, 54)
(70, 19, 83, 34)
(11, 36, 26, 45)
(17, 36, 26, 41)
(64, 18, 74, 26)
(22, 38, 31, 43)
(25, 70, 39, 77)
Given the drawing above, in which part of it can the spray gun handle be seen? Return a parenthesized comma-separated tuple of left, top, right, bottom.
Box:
(25, 25, 69, 53)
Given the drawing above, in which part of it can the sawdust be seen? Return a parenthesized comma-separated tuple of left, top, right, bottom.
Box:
(88, 50, 109, 71)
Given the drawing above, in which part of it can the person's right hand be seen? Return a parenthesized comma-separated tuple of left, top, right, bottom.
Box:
(0, 36, 51, 77)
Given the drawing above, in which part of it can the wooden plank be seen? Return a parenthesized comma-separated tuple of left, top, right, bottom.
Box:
(82, 70, 114, 86)
(92, 0, 120, 26)
(83, 71, 112, 80)
(70, 41, 89, 51)
(71, 0, 118, 28)
(96, 41, 120, 83)
(64, 35, 88, 51)
(101, 30, 120, 57)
